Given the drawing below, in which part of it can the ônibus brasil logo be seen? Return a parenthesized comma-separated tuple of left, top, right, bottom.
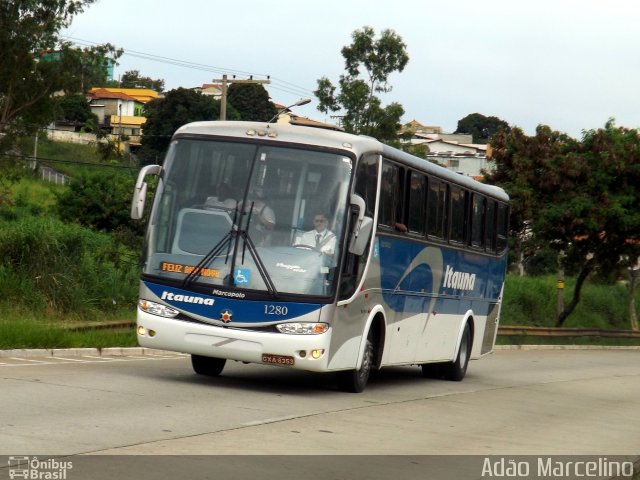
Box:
(8, 456, 73, 479)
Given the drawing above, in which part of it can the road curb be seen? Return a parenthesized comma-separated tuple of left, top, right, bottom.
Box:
(0, 347, 176, 359)
(494, 345, 640, 351)
(1, 345, 639, 358)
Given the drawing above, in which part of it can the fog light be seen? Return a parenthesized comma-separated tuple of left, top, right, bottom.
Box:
(148, 330, 156, 337)
(311, 349, 324, 359)
(137, 326, 146, 336)
(299, 350, 307, 358)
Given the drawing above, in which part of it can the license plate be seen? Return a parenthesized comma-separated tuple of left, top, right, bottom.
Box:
(262, 354, 295, 366)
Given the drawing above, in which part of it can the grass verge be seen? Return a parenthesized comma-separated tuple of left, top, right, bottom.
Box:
(0, 313, 137, 349)
(496, 335, 640, 347)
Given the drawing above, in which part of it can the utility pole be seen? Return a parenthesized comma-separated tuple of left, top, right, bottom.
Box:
(33, 131, 38, 171)
(212, 75, 271, 120)
(556, 250, 565, 322)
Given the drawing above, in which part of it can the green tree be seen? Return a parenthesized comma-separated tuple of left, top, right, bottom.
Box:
(115, 69, 165, 92)
(55, 170, 144, 246)
(139, 88, 228, 164)
(400, 142, 430, 159)
(227, 83, 277, 122)
(56, 93, 97, 125)
(455, 113, 510, 143)
(0, 0, 121, 147)
(487, 121, 640, 327)
(314, 26, 409, 142)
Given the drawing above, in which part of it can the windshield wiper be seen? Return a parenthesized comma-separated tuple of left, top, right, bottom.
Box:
(183, 203, 278, 297)
(182, 188, 278, 298)
(230, 201, 278, 297)
(182, 207, 239, 288)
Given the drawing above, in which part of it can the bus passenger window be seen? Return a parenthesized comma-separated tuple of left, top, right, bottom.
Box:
(407, 172, 426, 235)
(353, 154, 379, 217)
(379, 163, 402, 228)
(497, 203, 509, 252)
(485, 200, 497, 252)
(470, 194, 486, 248)
(449, 186, 466, 244)
(427, 179, 446, 239)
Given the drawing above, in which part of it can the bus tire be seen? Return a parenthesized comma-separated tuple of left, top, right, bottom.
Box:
(336, 334, 374, 393)
(191, 354, 226, 377)
(421, 322, 472, 381)
(442, 322, 472, 381)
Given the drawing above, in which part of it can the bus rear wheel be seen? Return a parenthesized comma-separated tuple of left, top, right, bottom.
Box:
(191, 354, 226, 377)
(336, 335, 374, 393)
(421, 322, 471, 381)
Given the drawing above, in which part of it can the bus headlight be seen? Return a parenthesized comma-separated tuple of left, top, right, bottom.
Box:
(276, 323, 329, 335)
(139, 299, 179, 318)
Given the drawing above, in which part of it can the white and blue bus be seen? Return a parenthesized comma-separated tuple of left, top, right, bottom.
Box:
(131, 120, 509, 392)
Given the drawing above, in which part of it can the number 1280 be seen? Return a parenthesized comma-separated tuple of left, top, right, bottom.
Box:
(264, 305, 288, 315)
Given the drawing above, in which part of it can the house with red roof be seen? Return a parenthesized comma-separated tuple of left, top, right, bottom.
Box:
(87, 88, 158, 146)
(403, 119, 493, 179)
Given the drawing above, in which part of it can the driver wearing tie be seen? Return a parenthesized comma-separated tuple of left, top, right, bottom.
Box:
(294, 213, 336, 255)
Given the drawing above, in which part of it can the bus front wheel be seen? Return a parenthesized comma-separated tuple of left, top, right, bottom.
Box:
(191, 354, 226, 377)
(336, 335, 374, 393)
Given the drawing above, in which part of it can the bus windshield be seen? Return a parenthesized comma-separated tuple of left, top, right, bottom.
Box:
(143, 138, 353, 298)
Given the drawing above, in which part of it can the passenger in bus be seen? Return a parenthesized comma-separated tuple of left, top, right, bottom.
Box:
(204, 183, 237, 211)
(294, 212, 336, 255)
(238, 188, 276, 246)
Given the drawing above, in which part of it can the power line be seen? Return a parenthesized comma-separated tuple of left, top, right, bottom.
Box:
(62, 36, 316, 98)
(0, 152, 138, 171)
(212, 74, 271, 120)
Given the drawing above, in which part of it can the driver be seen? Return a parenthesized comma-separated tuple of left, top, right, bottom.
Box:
(294, 212, 336, 255)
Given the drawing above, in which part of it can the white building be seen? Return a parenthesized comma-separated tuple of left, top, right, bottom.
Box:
(404, 121, 493, 179)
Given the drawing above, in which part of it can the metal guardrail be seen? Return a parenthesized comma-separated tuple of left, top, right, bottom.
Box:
(40, 165, 70, 185)
(64, 321, 134, 332)
(499, 325, 640, 339)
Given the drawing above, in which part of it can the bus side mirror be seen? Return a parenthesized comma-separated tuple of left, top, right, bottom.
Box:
(348, 194, 373, 256)
(349, 216, 373, 256)
(131, 164, 161, 220)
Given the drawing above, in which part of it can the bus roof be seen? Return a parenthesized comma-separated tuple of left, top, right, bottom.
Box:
(173, 121, 509, 202)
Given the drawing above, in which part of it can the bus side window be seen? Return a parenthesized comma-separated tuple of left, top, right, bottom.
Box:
(339, 154, 379, 300)
(470, 194, 486, 249)
(427, 178, 446, 239)
(496, 203, 509, 253)
(353, 154, 378, 217)
(485, 200, 497, 253)
(449, 186, 467, 244)
(407, 171, 427, 235)
(379, 162, 403, 229)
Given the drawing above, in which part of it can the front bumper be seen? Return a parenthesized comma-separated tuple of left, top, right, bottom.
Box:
(136, 308, 332, 372)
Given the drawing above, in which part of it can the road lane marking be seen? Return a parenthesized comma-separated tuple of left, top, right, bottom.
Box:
(10, 357, 47, 363)
(0, 355, 187, 367)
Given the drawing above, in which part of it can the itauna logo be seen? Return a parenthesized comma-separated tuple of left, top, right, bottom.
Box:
(161, 291, 215, 306)
(443, 265, 476, 291)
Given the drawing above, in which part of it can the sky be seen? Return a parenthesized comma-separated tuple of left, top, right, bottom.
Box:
(62, 0, 640, 139)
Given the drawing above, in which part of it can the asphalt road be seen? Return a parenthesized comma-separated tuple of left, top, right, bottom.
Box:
(1, 347, 639, 459)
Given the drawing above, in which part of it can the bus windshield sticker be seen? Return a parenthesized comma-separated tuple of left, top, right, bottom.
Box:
(160, 262, 222, 279)
(234, 267, 251, 286)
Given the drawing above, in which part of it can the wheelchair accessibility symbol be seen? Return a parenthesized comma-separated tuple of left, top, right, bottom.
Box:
(234, 268, 251, 286)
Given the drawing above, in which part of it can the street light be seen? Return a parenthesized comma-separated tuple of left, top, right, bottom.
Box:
(268, 98, 311, 123)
